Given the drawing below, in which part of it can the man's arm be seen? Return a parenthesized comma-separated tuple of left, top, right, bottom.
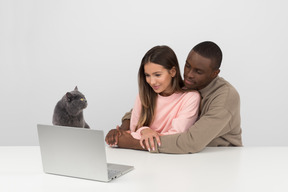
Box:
(117, 129, 146, 151)
(105, 111, 131, 146)
(106, 110, 147, 151)
(151, 81, 242, 154)
(153, 95, 242, 153)
(153, 107, 233, 154)
(121, 110, 132, 123)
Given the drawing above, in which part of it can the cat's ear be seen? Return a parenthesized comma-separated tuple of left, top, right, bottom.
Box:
(66, 92, 73, 102)
(74, 86, 78, 91)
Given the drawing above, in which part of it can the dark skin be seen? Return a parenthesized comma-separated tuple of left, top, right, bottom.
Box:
(105, 120, 145, 150)
(105, 50, 220, 151)
(105, 119, 130, 146)
(183, 50, 220, 90)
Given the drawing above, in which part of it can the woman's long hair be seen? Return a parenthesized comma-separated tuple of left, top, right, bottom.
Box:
(137, 45, 184, 128)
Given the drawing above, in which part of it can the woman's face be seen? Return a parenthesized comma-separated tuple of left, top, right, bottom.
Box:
(144, 62, 176, 96)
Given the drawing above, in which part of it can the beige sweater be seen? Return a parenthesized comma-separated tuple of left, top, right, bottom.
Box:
(122, 76, 243, 154)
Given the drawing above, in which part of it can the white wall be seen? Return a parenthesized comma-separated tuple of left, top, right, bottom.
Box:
(1, 0, 287, 146)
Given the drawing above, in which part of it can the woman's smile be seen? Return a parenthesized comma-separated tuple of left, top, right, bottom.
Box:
(152, 85, 160, 91)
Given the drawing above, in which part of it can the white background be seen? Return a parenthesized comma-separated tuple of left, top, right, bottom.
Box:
(0, 0, 287, 146)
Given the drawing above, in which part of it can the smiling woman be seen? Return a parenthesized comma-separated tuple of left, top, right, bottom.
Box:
(136, 45, 187, 129)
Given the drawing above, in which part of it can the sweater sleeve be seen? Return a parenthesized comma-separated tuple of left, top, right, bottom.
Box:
(161, 91, 201, 135)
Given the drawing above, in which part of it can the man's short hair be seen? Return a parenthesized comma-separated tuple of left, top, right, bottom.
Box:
(192, 41, 223, 70)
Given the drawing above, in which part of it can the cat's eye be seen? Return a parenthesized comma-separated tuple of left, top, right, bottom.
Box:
(80, 98, 84, 101)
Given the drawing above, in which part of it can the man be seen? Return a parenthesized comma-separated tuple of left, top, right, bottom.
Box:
(106, 41, 242, 154)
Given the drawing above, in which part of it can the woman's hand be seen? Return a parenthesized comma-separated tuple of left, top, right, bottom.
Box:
(140, 128, 161, 151)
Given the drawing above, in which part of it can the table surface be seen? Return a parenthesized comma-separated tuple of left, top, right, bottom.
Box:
(1, 146, 288, 192)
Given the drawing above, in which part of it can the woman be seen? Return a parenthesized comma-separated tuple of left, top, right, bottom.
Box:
(128, 45, 201, 150)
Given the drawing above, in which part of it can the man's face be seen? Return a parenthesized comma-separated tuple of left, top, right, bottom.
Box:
(183, 51, 220, 90)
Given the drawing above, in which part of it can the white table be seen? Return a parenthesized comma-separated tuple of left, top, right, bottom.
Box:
(1, 146, 288, 192)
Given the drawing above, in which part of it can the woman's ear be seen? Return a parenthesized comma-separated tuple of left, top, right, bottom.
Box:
(170, 67, 177, 77)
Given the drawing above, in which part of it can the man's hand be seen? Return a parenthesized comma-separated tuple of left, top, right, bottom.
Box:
(105, 126, 121, 146)
(117, 129, 145, 150)
(105, 126, 145, 151)
(105, 120, 130, 146)
(140, 128, 161, 151)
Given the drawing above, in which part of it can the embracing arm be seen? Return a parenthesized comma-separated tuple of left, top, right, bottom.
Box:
(121, 110, 132, 123)
(151, 82, 242, 154)
(153, 95, 242, 154)
(105, 111, 131, 146)
(117, 129, 146, 151)
(117, 110, 147, 151)
(105, 110, 147, 151)
(153, 107, 233, 154)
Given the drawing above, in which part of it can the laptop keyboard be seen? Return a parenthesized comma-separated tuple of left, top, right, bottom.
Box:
(108, 169, 122, 179)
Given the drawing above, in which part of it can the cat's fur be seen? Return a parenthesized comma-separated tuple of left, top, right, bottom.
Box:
(52, 86, 90, 128)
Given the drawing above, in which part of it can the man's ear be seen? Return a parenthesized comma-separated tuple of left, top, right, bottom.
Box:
(213, 69, 220, 78)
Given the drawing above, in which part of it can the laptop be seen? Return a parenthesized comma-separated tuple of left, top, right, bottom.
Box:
(37, 124, 134, 182)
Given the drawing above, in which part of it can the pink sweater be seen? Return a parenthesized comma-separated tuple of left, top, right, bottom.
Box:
(130, 91, 201, 140)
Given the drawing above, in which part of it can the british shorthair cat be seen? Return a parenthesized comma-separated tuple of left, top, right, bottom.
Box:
(52, 86, 90, 128)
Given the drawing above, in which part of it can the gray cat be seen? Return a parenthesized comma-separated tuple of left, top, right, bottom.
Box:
(52, 86, 90, 128)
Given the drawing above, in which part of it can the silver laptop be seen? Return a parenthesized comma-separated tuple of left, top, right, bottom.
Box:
(37, 124, 134, 182)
